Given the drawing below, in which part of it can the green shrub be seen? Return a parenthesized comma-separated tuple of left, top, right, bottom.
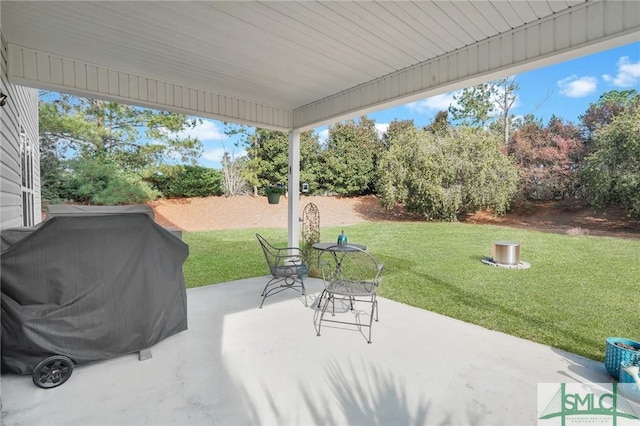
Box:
(378, 127, 519, 220)
(583, 104, 640, 217)
(66, 158, 159, 205)
(146, 165, 223, 198)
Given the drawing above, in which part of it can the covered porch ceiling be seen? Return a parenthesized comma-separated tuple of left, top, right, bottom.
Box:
(3, 1, 639, 132)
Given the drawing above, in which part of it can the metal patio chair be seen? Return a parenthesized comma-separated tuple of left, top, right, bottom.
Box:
(256, 234, 309, 308)
(316, 245, 383, 343)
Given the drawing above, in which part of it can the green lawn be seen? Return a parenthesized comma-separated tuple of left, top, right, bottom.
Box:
(183, 222, 640, 361)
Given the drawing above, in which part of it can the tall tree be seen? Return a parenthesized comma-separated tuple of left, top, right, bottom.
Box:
(222, 152, 248, 196)
(244, 129, 289, 193)
(583, 102, 640, 217)
(494, 77, 519, 146)
(509, 115, 584, 200)
(39, 93, 203, 204)
(243, 128, 321, 194)
(322, 116, 383, 195)
(385, 119, 417, 147)
(299, 131, 323, 194)
(423, 111, 449, 135)
(448, 83, 497, 128)
(580, 89, 639, 143)
(449, 78, 520, 145)
(40, 93, 202, 172)
(39, 129, 71, 205)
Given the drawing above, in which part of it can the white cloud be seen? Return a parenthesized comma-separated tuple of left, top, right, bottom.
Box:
(375, 123, 389, 138)
(314, 123, 388, 143)
(406, 84, 520, 121)
(202, 146, 246, 162)
(603, 56, 640, 88)
(316, 123, 388, 142)
(163, 150, 183, 161)
(557, 75, 598, 98)
(316, 128, 329, 144)
(406, 93, 458, 114)
(202, 147, 226, 162)
(179, 119, 228, 141)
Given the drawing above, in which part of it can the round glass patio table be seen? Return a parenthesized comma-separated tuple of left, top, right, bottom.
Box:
(311, 242, 367, 253)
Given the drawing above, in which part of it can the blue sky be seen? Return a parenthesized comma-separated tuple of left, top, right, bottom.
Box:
(186, 41, 640, 169)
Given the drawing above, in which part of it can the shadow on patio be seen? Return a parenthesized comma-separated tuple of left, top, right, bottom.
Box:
(1, 277, 625, 425)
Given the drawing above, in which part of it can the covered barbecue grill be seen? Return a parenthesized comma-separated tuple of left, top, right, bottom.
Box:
(1, 206, 188, 388)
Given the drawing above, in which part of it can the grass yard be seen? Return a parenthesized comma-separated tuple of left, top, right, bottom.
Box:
(183, 222, 640, 361)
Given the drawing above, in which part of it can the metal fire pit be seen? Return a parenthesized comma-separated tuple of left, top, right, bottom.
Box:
(492, 241, 520, 265)
(481, 241, 530, 269)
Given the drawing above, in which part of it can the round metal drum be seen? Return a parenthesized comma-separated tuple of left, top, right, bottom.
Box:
(492, 241, 520, 266)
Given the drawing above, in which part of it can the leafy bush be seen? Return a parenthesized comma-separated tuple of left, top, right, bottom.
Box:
(321, 117, 383, 195)
(509, 116, 585, 201)
(378, 127, 519, 220)
(66, 158, 159, 205)
(146, 165, 223, 198)
(92, 176, 158, 206)
(243, 129, 322, 195)
(583, 103, 640, 217)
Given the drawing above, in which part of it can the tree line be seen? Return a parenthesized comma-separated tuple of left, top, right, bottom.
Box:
(40, 86, 640, 219)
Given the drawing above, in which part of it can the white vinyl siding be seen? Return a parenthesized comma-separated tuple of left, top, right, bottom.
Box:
(1, 28, 40, 230)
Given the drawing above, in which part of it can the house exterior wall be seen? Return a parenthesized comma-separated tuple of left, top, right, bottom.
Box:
(1, 27, 40, 230)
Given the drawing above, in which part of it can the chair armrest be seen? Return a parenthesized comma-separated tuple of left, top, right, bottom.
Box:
(273, 246, 306, 255)
(273, 249, 309, 267)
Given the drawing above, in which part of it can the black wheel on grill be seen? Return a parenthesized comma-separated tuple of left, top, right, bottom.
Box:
(32, 355, 74, 389)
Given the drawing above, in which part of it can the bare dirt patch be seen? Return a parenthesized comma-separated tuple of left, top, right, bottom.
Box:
(150, 195, 421, 232)
(464, 200, 640, 239)
(150, 195, 640, 239)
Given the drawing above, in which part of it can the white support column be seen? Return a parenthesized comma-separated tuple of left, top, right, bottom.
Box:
(287, 130, 301, 248)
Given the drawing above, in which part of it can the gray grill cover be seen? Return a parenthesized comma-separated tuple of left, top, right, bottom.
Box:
(45, 204, 155, 220)
(1, 213, 189, 374)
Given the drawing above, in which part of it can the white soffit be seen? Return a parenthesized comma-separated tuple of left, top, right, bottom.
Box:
(2, 1, 639, 131)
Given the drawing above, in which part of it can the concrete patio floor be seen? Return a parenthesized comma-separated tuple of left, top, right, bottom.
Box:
(1, 276, 634, 425)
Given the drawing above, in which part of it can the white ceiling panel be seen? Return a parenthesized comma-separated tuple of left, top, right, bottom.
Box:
(528, 0, 555, 17)
(2, 1, 638, 130)
(472, 2, 512, 33)
(403, 2, 467, 51)
(493, 2, 526, 29)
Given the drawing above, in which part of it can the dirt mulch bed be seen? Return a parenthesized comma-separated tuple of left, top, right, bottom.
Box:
(150, 195, 640, 239)
(150, 195, 421, 232)
(464, 200, 640, 239)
